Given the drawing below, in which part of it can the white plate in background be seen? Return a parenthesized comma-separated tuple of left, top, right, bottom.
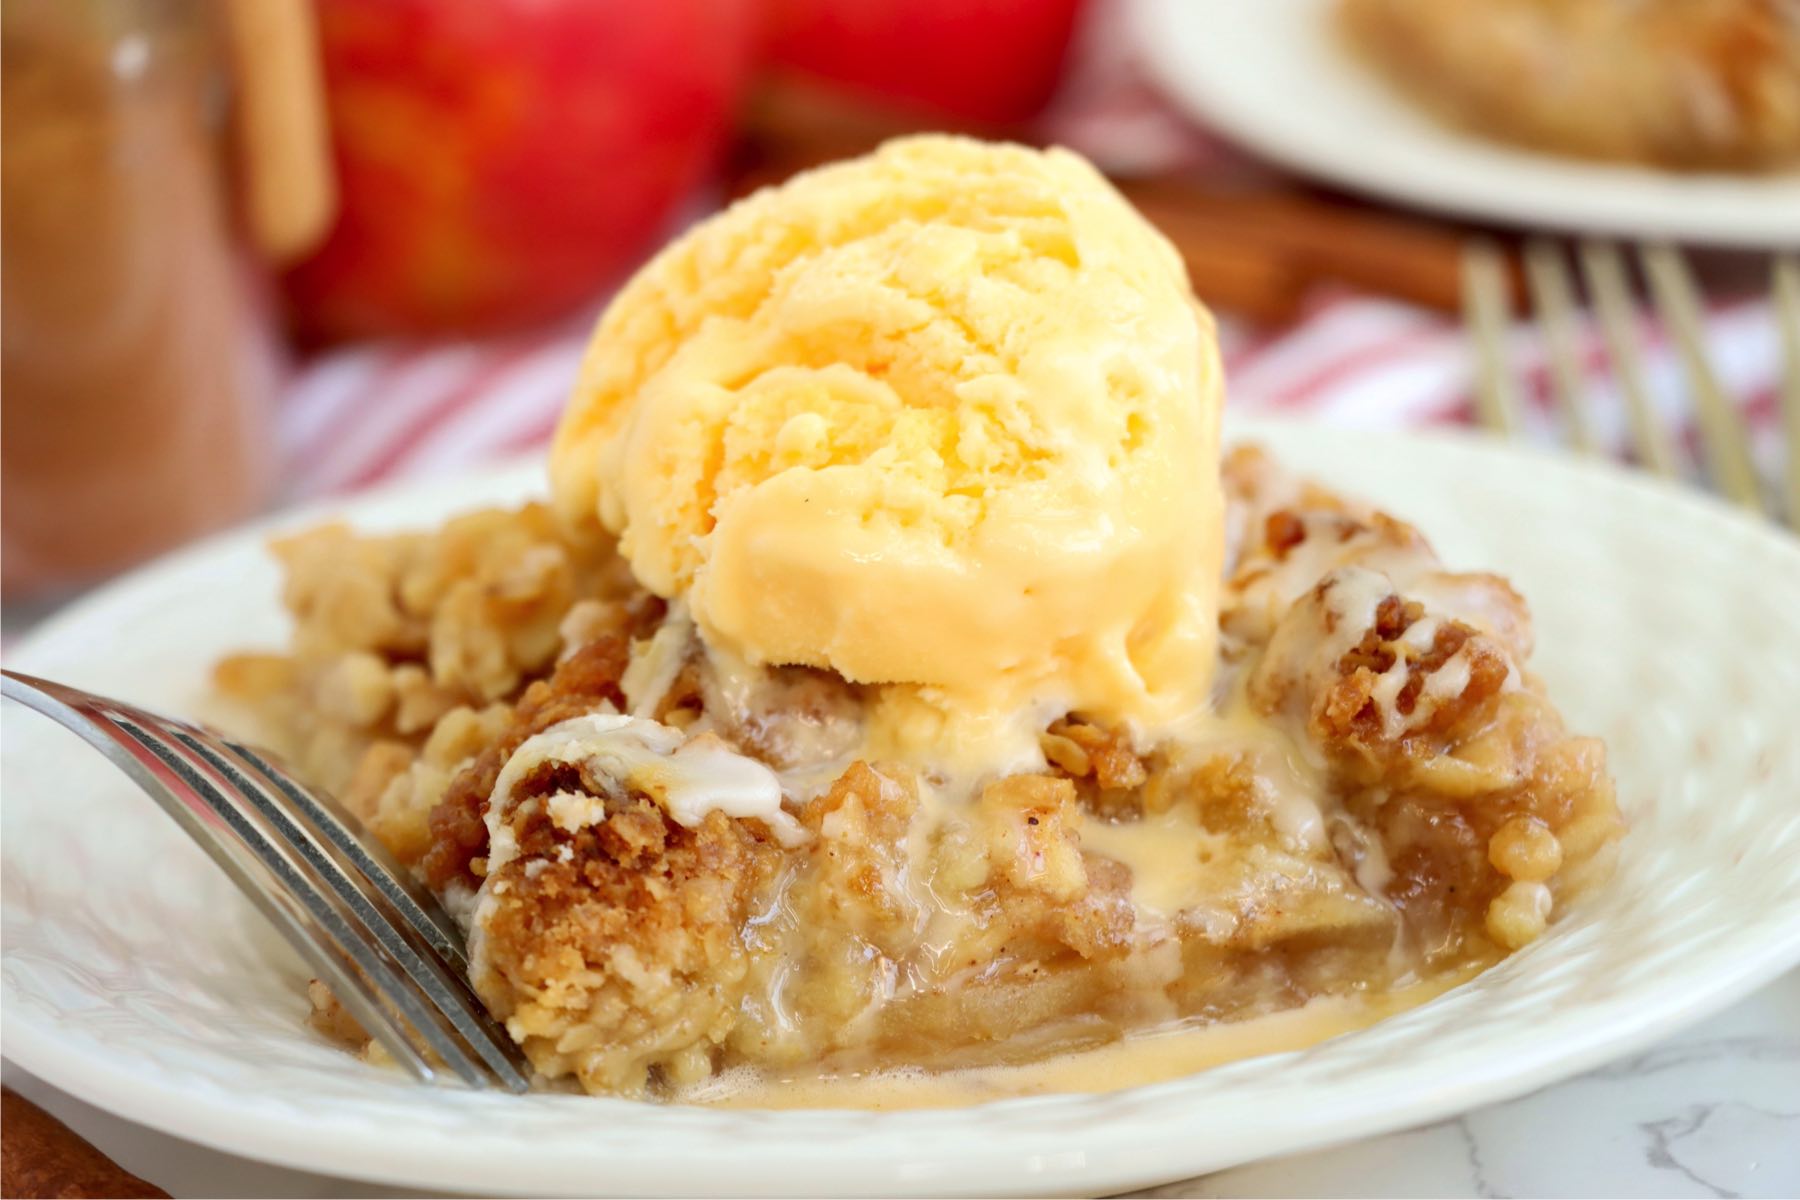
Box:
(4, 420, 1800, 1197)
(1129, 0, 1800, 247)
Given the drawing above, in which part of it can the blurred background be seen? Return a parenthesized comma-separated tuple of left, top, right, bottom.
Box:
(4, 0, 1797, 619)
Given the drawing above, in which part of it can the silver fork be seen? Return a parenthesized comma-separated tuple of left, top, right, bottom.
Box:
(1463, 238, 1800, 526)
(1, 668, 531, 1092)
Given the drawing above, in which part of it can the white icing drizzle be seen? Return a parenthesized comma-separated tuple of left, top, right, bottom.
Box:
(1401, 614, 1442, 651)
(1423, 643, 1474, 704)
(1254, 566, 1393, 721)
(621, 605, 695, 718)
(1251, 557, 1523, 745)
(483, 714, 810, 877)
(1229, 516, 1431, 643)
(1315, 568, 1393, 670)
(1406, 573, 1528, 655)
(1370, 658, 1412, 740)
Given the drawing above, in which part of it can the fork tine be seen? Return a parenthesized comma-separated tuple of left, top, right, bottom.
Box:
(226, 740, 467, 973)
(1462, 239, 1521, 434)
(1639, 244, 1765, 513)
(173, 729, 530, 1089)
(2, 669, 531, 1091)
(109, 716, 495, 1089)
(1578, 240, 1681, 478)
(1775, 255, 1800, 526)
(1523, 239, 1597, 453)
(169, 726, 531, 1090)
(0, 673, 439, 1084)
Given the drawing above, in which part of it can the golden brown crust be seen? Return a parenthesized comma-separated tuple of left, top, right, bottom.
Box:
(1313, 594, 1515, 772)
(420, 637, 632, 891)
(1042, 714, 1150, 818)
(1227, 476, 1621, 963)
(476, 777, 778, 1093)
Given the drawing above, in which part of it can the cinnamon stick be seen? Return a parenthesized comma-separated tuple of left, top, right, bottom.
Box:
(731, 85, 1519, 322)
(221, 0, 336, 263)
(1117, 177, 1478, 315)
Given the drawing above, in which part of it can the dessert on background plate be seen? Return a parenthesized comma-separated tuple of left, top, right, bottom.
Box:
(1337, 0, 1800, 172)
(217, 135, 1622, 1102)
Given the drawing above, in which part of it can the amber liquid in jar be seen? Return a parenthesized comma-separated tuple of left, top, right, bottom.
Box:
(2, 0, 279, 600)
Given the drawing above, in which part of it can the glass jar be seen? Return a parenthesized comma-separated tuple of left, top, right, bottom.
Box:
(2, 0, 280, 602)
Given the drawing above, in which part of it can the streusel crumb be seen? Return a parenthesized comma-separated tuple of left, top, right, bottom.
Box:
(223, 446, 1622, 1097)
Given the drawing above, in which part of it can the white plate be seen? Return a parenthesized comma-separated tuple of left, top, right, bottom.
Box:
(1128, 0, 1800, 247)
(4, 421, 1800, 1198)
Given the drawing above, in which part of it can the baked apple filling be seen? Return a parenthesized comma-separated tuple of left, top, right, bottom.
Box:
(219, 445, 1620, 1099)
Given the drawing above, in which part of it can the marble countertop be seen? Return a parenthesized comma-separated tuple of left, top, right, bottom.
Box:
(6, 969, 1795, 1199)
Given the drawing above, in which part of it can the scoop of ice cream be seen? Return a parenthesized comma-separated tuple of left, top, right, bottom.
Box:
(551, 135, 1223, 764)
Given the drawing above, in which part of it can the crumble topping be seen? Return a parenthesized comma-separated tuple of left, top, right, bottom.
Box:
(474, 762, 778, 1093)
(221, 444, 1622, 1096)
(482, 714, 808, 859)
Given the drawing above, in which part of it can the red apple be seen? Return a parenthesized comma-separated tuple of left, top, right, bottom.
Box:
(761, 0, 1089, 126)
(287, 0, 756, 342)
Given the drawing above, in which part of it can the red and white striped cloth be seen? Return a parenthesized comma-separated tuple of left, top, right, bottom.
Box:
(277, 14, 1792, 503)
